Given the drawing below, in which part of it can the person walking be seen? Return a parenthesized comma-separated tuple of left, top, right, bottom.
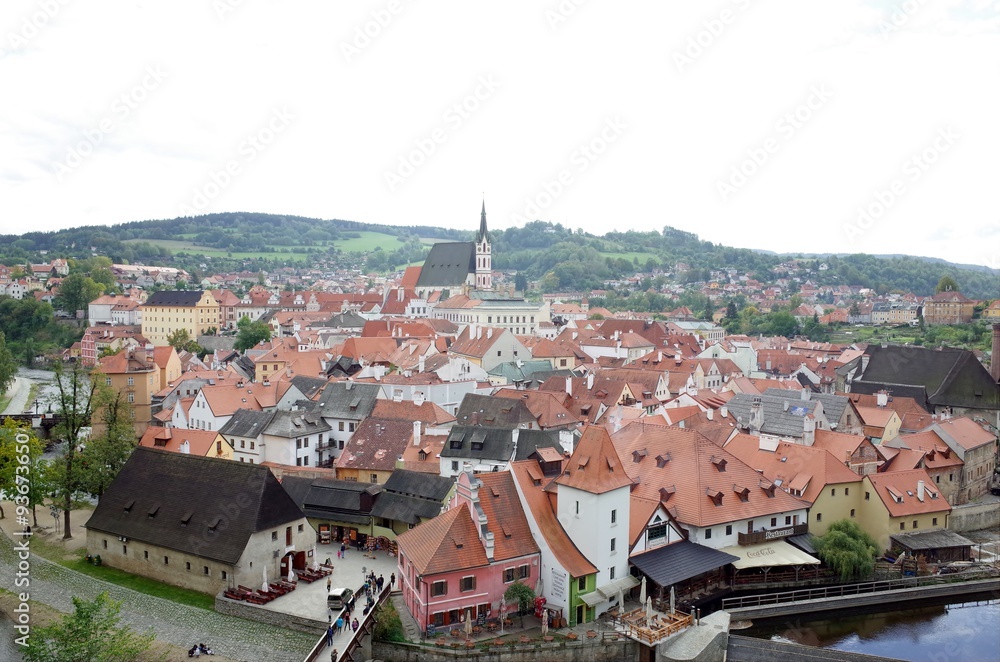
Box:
(340, 543, 347, 559)
(326, 624, 334, 647)
(377, 574, 384, 592)
(352, 618, 359, 632)
(330, 649, 337, 662)
(326, 577, 332, 592)
(390, 572, 396, 589)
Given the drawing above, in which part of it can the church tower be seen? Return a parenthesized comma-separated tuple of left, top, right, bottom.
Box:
(475, 200, 493, 290)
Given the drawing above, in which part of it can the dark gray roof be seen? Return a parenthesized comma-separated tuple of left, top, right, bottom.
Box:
(313, 381, 380, 420)
(143, 290, 206, 307)
(379, 469, 454, 501)
(857, 344, 999, 411)
(629, 540, 739, 588)
(288, 375, 329, 400)
(762, 389, 851, 428)
(281, 475, 380, 523)
(263, 409, 332, 438)
(848, 381, 930, 409)
(727, 393, 820, 438)
(455, 393, 537, 428)
(727, 635, 904, 662)
(786, 533, 817, 554)
(315, 311, 368, 329)
(415, 242, 475, 288)
(218, 409, 275, 438)
(890, 528, 974, 551)
(370, 492, 445, 525)
(197, 335, 237, 352)
(488, 360, 577, 387)
(230, 355, 257, 380)
(439, 426, 564, 461)
(85, 448, 305, 565)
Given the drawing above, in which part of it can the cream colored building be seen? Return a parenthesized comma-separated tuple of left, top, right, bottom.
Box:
(859, 469, 951, 551)
(140, 290, 220, 346)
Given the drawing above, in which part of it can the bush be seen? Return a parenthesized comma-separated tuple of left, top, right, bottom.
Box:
(373, 600, 406, 642)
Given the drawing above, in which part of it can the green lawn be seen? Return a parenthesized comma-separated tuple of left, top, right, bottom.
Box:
(336, 231, 408, 252)
(124, 230, 407, 258)
(62, 555, 216, 610)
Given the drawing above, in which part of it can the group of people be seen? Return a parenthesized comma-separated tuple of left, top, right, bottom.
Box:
(187, 643, 215, 657)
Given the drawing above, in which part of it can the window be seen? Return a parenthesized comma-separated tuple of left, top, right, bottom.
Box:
(816, 513, 822, 522)
(204, 566, 210, 575)
(900, 522, 905, 530)
(164, 556, 169, 565)
(370, 473, 378, 483)
(844, 488, 849, 496)
(575, 501, 579, 515)
(519, 565, 529, 579)
(609, 566, 616, 580)
(222, 571, 227, 580)
(850, 509, 856, 517)
(349, 423, 356, 432)
(271, 531, 278, 541)
(186, 562, 191, 571)
(913, 520, 918, 529)
(127, 392, 135, 403)
(339, 422, 345, 431)
(298, 524, 304, 533)
(240, 440, 246, 449)
(504, 568, 515, 583)
(705, 529, 712, 539)
(770, 518, 777, 527)
(610, 538, 616, 552)
(865, 491, 870, 501)
(451, 461, 459, 472)
(932, 517, 938, 526)
(127, 377, 134, 386)
(460, 576, 476, 592)
(578, 577, 586, 590)
(725, 525, 732, 536)
(105, 377, 112, 386)
(785, 516, 791, 525)
(103, 539, 108, 549)
(611, 509, 617, 524)
(831, 488, 836, 496)
(122, 545, 127, 555)
(250, 441, 255, 450)
(143, 550, 148, 560)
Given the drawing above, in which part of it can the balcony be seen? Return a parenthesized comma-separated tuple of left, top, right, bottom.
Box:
(737, 523, 807, 546)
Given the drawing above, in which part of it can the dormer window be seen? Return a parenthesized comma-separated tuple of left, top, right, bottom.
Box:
(733, 485, 750, 502)
(710, 456, 727, 472)
(659, 485, 676, 502)
(655, 453, 671, 468)
(632, 449, 648, 463)
(147, 504, 160, 518)
(123, 499, 135, 514)
(706, 489, 724, 506)
(180, 511, 193, 527)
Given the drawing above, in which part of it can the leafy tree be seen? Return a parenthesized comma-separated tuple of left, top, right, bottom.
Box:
(503, 581, 536, 628)
(56, 273, 103, 313)
(814, 519, 879, 581)
(372, 600, 406, 642)
(514, 273, 528, 292)
(235, 316, 272, 352)
(725, 301, 738, 320)
(935, 275, 959, 293)
(764, 311, 800, 338)
(48, 362, 104, 539)
(849, 301, 861, 317)
(0, 419, 46, 522)
(165, 328, 202, 354)
(0, 330, 15, 395)
(79, 390, 137, 502)
(23, 591, 154, 662)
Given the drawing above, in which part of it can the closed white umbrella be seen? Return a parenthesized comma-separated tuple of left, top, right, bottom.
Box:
(639, 576, 647, 605)
(617, 587, 625, 614)
(287, 562, 295, 583)
(645, 597, 652, 623)
(541, 608, 548, 636)
(670, 586, 676, 615)
(262, 566, 268, 592)
(500, 597, 506, 636)
(465, 610, 473, 638)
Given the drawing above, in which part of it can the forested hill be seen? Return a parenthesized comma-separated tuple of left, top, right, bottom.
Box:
(0, 213, 996, 299)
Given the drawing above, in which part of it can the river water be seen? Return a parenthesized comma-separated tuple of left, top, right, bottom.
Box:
(742, 595, 1000, 662)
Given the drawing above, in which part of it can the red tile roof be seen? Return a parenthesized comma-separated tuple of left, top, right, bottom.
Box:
(475, 472, 540, 561)
(555, 425, 633, 494)
(865, 469, 951, 517)
(396, 502, 489, 575)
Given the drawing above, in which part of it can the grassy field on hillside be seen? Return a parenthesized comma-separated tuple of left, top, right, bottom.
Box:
(125, 230, 409, 259)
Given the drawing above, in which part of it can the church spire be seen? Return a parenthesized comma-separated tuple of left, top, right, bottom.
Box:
(478, 199, 488, 243)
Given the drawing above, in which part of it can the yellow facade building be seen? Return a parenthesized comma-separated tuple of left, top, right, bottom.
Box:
(140, 290, 220, 346)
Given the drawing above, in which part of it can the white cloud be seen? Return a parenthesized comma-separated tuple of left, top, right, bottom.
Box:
(0, 0, 997, 267)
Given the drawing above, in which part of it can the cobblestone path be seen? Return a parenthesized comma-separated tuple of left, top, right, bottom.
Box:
(0, 533, 315, 662)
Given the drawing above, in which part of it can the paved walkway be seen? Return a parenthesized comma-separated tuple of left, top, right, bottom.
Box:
(0, 529, 316, 662)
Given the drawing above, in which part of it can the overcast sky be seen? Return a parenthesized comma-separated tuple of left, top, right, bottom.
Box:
(2, 1, 997, 268)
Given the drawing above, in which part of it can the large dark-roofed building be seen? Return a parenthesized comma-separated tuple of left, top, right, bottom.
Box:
(85, 447, 314, 594)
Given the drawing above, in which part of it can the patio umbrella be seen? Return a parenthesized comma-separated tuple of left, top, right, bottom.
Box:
(670, 586, 676, 615)
(645, 597, 652, 623)
(617, 587, 625, 613)
(465, 610, 473, 638)
(262, 566, 268, 592)
(500, 597, 506, 636)
(287, 563, 295, 583)
(541, 608, 548, 636)
(639, 576, 647, 605)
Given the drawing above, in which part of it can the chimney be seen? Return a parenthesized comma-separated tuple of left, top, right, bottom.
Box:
(803, 415, 816, 445)
(180, 440, 190, 454)
(414, 390, 425, 406)
(418, 355, 425, 373)
(720, 406, 728, 419)
(345, 380, 353, 390)
(413, 420, 421, 447)
(706, 408, 714, 421)
(749, 396, 763, 434)
(876, 390, 888, 408)
(565, 376, 573, 396)
(587, 372, 594, 390)
(916, 479, 925, 502)
(486, 327, 493, 339)
(991, 324, 1000, 382)
(800, 389, 810, 401)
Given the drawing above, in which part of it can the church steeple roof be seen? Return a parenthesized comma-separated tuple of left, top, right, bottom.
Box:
(477, 199, 488, 243)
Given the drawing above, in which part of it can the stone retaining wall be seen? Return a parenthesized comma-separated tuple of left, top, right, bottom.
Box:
(372, 638, 637, 662)
(214, 594, 328, 635)
(948, 502, 1000, 533)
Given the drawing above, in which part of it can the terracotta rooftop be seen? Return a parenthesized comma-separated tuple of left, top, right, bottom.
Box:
(395, 502, 489, 575)
(555, 425, 633, 494)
